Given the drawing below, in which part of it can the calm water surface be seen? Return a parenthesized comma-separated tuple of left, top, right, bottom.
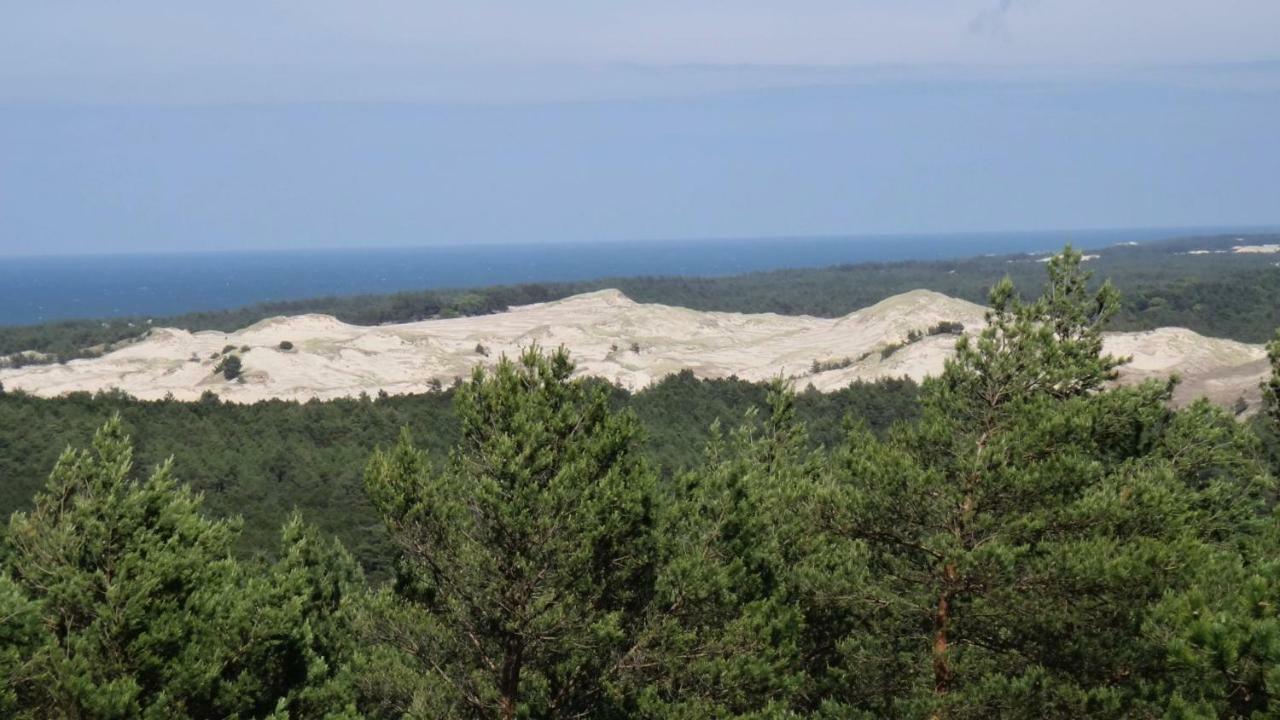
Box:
(0, 227, 1256, 325)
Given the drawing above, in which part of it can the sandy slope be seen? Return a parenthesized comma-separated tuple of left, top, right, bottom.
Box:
(0, 289, 1269, 410)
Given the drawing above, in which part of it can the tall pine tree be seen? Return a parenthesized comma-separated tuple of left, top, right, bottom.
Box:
(808, 248, 1269, 718)
(624, 383, 820, 718)
(0, 417, 362, 719)
(361, 347, 655, 719)
(1144, 328, 1280, 717)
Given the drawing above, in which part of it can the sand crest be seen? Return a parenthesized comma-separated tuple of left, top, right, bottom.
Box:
(0, 289, 1268, 410)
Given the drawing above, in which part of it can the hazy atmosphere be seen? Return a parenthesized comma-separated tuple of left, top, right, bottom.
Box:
(2, 1, 1278, 255)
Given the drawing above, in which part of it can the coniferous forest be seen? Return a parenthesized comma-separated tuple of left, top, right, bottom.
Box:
(4, 250, 1280, 718)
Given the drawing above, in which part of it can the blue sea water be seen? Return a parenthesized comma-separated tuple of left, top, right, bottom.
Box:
(0, 227, 1259, 326)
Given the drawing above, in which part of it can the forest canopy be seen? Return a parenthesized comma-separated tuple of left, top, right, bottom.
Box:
(2, 248, 1280, 718)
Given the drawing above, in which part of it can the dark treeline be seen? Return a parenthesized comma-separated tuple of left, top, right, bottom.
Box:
(4, 250, 1280, 718)
(4, 234, 1279, 366)
(0, 372, 919, 576)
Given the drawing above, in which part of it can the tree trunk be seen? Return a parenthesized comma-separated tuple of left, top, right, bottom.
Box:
(934, 488, 973, 719)
(932, 563, 957, 719)
(499, 642, 523, 720)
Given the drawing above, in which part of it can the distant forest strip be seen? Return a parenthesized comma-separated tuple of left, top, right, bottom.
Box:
(3, 233, 1278, 366)
(0, 372, 921, 574)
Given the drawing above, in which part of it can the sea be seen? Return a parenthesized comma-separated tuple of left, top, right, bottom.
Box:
(0, 227, 1264, 326)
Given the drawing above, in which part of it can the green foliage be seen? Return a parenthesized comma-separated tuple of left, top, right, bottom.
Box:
(361, 347, 656, 718)
(0, 375, 918, 575)
(1267, 330, 1280, 428)
(938, 246, 1123, 411)
(880, 340, 905, 359)
(811, 355, 854, 374)
(928, 320, 965, 336)
(890, 320, 964, 358)
(261, 515, 365, 718)
(0, 574, 41, 716)
(3, 418, 241, 717)
(1259, 331, 1280, 481)
(626, 384, 821, 718)
(279, 340, 294, 351)
(0, 418, 361, 718)
(798, 248, 1271, 717)
(1143, 535, 1280, 718)
(215, 353, 244, 380)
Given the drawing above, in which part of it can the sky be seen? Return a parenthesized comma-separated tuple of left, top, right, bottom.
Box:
(0, 1, 1278, 255)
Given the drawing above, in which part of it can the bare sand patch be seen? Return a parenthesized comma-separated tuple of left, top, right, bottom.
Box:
(1, 289, 1268, 409)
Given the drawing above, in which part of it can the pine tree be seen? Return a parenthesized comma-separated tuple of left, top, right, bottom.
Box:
(1262, 330, 1280, 478)
(361, 346, 655, 719)
(1144, 330, 1280, 718)
(811, 248, 1269, 718)
(2, 417, 246, 717)
(1143, 532, 1280, 718)
(1266, 330, 1280, 428)
(625, 383, 819, 718)
(0, 574, 41, 716)
(0, 417, 361, 719)
(236, 515, 365, 719)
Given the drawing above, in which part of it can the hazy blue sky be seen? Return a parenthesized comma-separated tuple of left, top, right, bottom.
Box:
(1, 1, 1277, 255)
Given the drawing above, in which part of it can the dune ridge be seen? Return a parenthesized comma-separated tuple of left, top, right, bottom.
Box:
(0, 289, 1268, 410)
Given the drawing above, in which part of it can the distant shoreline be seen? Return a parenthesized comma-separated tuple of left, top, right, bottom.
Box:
(2, 225, 1275, 326)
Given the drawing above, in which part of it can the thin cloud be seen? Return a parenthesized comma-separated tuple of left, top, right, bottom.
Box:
(2, 1, 1279, 103)
(970, 0, 1016, 38)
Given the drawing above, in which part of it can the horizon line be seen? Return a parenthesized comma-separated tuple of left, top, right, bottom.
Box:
(3, 222, 1279, 261)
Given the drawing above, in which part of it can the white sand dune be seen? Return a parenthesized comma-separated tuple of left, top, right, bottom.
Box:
(0, 289, 1269, 411)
